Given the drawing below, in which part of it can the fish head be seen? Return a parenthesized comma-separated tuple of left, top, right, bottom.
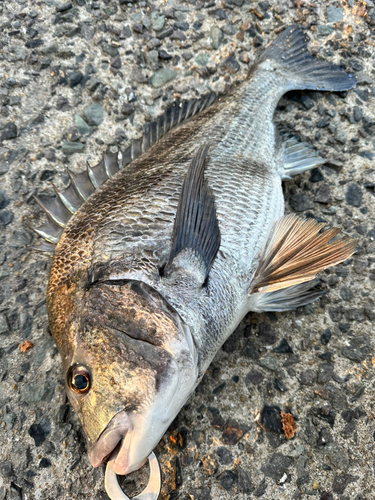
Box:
(48, 268, 197, 475)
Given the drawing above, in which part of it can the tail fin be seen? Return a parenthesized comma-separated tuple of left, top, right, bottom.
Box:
(259, 25, 357, 92)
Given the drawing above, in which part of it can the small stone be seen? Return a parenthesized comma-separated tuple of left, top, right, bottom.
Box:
(259, 356, 277, 371)
(210, 26, 223, 49)
(195, 53, 210, 66)
(237, 467, 254, 493)
(332, 474, 358, 494)
(315, 184, 331, 203)
(39, 458, 52, 468)
(216, 447, 233, 465)
(223, 55, 240, 74)
(171, 31, 186, 41)
(261, 453, 293, 482)
(353, 106, 363, 122)
(158, 49, 173, 61)
(151, 12, 165, 31)
(0, 191, 10, 210)
(340, 287, 354, 301)
(334, 124, 346, 144)
(325, 444, 349, 469)
(25, 39, 44, 49)
(121, 103, 135, 116)
(0, 461, 14, 478)
(131, 67, 148, 84)
(301, 95, 314, 110)
(260, 405, 282, 434)
(84, 103, 104, 126)
(345, 184, 362, 207)
(1, 122, 18, 141)
(320, 492, 334, 500)
(202, 455, 218, 476)
(299, 369, 315, 386)
(289, 193, 314, 212)
(74, 115, 90, 134)
(67, 71, 83, 88)
(192, 430, 205, 444)
(317, 363, 333, 383)
(222, 419, 245, 445)
(242, 340, 260, 359)
(150, 68, 177, 88)
(327, 6, 343, 22)
(219, 470, 237, 490)
(0, 211, 14, 226)
(321, 329, 332, 346)
(342, 336, 370, 362)
(274, 378, 288, 392)
(28, 417, 51, 446)
(272, 339, 293, 353)
(62, 141, 84, 155)
(189, 488, 211, 500)
(245, 370, 264, 385)
(318, 25, 333, 36)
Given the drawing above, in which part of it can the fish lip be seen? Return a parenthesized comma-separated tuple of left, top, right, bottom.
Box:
(88, 410, 133, 471)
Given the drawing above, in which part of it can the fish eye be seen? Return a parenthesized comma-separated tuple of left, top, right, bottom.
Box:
(68, 365, 91, 395)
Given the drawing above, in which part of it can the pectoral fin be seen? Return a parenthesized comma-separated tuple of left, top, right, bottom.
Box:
(250, 215, 357, 300)
(163, 144, 221, 285)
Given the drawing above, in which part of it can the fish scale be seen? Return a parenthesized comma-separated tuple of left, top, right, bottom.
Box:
(35, 26, 358, 493)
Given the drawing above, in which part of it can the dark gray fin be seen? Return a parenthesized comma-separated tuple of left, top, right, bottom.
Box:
(32, 219, 64, 244)
(164, 144, 221, 283)
(33, 93, 218, 251)
(279, 128, 326, 179)
(259, 25, 357, 92)
(250, 214, 357, 294)
(120, 93, 217, 169)
(53, 182, 82, 214)
(68, 168, 96, 200)
(34, 195, 73, 227)
(29, 240, 56, 255)
(249, 278, 324, 312)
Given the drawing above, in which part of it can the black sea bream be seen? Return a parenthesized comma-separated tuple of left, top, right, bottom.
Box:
(34, 25, 357, 481)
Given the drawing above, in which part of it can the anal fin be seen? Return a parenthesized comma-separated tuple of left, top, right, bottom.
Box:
(280, 128, 325, 179)
(249, 278, 324, 312)
(250, 215, 357, 297)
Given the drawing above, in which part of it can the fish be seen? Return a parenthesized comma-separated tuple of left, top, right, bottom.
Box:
(33, 25, 357, 486)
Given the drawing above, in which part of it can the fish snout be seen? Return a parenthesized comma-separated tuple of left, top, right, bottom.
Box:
(88, 410, 133, 472)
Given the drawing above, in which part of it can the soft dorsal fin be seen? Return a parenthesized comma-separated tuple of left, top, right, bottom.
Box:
(163, 144, 221, 284)
(250, 215, 357, 295)
(32, 93, 218, 255)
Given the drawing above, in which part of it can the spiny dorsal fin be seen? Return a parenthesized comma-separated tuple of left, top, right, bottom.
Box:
(32, 93, 218, 254)
(250, 214, 357, 294)
(164, 144, 221, 284)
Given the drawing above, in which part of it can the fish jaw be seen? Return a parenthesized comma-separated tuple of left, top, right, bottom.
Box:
(88, 410, 133, 469)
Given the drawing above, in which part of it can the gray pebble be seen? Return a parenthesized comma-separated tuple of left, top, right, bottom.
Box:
(315, 184, 331, 203)
(0, 211, 14, 226)
(342, 336, 370, 362)
(210, 26, 223, 49)
(195, 53, 210, 66)
(345, 184, 362, 207)
(327, 6, 343, 23)
(74, 115, 90, 134)
(261, 453, 293, 481)
(151, 12, 165, 31)
(1, 123, 18, 141)
(289, 193, 314, 212)
(0, 191, 10, 210)
(0, 461, 14, 478)
(62, 141, 85, 155)
(84, 103, 104, 126)
(150, 68, 177, 88)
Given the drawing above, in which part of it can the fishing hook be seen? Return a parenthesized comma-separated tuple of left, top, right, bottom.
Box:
(105, 452, 161, 500)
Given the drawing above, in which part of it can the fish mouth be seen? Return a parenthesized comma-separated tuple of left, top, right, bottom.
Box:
(88, 410, 135, 475)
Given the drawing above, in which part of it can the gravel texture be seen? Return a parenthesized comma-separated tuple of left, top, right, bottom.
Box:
(1, 0, 375, 499)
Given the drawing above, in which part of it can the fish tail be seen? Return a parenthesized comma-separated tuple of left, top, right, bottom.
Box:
(259, 25, 357, 92)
